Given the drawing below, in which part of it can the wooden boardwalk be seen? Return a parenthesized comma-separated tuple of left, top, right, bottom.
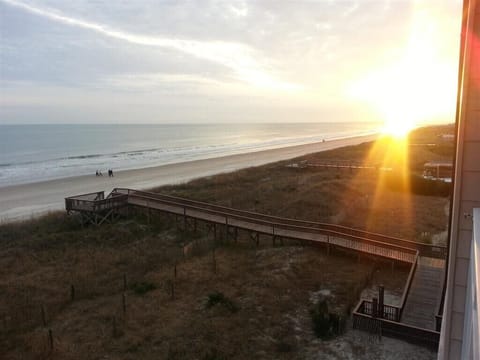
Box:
(66, 188, 448, 261)
(401, 257, 445, 330)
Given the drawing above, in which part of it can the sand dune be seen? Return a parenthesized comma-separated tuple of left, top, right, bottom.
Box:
(0, 134, 377, 222)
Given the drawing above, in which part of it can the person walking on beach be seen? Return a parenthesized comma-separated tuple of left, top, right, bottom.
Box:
(108, 169, 114, 177)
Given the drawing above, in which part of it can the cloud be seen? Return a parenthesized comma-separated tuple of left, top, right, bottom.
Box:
(1, 0, 298, 91)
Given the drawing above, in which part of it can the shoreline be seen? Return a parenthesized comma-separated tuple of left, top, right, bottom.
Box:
(0, 134, 377, 222)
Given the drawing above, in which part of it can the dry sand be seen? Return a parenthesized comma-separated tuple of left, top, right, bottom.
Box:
(0, 134, 377, 222)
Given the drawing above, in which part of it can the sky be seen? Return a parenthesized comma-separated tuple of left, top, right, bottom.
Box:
(0, 0, 463, 125)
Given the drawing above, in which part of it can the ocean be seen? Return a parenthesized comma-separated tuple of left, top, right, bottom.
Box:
(0, 123, 380, 187)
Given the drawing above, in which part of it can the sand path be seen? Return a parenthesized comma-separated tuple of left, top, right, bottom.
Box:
(0, 134, 377, 222)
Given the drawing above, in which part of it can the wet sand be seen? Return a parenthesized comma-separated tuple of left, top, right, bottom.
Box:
(0, 134, 377, 222)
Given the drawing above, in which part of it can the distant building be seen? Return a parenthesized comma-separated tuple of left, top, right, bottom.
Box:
(423, 162, 453, 182)
(438, 134, 455, 142)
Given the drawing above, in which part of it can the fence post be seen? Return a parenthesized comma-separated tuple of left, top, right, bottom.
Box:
(225, 216, 228, 242)
(378, 285, 384, 319)
(48, 328, 53, 351)
(272, 224, 275, 246)
(183, 207, 186, 231)
(41, 305, 47, 327)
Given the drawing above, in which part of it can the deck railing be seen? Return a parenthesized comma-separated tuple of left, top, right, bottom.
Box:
(65, 188, 445, 261)
(398, 252, 419, 320)
(353, 250, 419, 323)
(112, 188, 446, 258)
(460, 208, 480, 358)
(117, 189, 418, 263)
(65, 192, 127, 213)
(353, 307, 440, 349)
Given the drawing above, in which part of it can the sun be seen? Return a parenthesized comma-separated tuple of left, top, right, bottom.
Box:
(346, 5, 458, 135)
(381, 118, 416, 138)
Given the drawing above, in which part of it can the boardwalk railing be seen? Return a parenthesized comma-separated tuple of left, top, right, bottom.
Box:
(352, 307, 440, 349)
(65, 188, 445, 262)
(351, 250, 444, 349)
(108, 188, 420, 263)
(399, 252, 419, 320)
(352, 251, 419, 322)
(112, 188, 446, 259)
(65, 191, 127, 213)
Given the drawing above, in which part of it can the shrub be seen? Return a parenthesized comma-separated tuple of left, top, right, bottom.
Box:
(310, 299, 346, 339)
(131, 281, 156, 295)
(205, 291, 238, 313)
(202, 348, 226, 360)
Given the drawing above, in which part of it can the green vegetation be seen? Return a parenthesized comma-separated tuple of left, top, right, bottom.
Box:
(205, 291, 238, 313)
(310, 299, 347, 339)
(131, 281, 157, 295)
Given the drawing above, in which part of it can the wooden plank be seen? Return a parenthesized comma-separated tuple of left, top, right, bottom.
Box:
(401, 257, 445, 330)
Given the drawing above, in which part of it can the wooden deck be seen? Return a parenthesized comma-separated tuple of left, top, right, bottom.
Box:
(401, 257, 445, 330)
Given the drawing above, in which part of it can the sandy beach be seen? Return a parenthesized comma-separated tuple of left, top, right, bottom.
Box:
(0, 134, 376, 222)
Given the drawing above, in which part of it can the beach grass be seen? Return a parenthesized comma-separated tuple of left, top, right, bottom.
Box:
(0, 125, 452, 359)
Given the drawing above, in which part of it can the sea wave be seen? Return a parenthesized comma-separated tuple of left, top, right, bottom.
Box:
(0, 123, 380, 187)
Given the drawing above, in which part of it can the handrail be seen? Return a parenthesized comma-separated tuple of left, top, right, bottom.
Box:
(125, 192, 417, 260)
(65, 188, 436, 262)
(399, 252, 420, 320)
(353, 304, 440, 349)
(65, 191, 105, 200)
(352, 249, 419, 324)
(113, 188, 445, 257)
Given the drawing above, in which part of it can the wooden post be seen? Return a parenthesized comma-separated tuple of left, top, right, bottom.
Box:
(112, 316, 117, 337)
(70, 284, 75, 302)
(372, 298, 378, 318)
(212, 247, 217, 274)
(48, 328, 53, 351)
(122, 293, 126, 316)
(183, 208, 186, 231)
(225, 217, 229, 242)
(378, 285, 384, 319)
(41, 305, 46, 327)
(272, 224, 276, 246)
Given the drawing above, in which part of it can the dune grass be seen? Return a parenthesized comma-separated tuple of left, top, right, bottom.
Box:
(0, 125, 452, 359)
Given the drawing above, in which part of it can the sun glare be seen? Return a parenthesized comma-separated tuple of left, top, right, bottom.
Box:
(346, 5, 458, 136)
(381, 117, 416, 138)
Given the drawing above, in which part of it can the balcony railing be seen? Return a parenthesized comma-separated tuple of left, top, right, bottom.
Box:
(462, 208, 480, 358)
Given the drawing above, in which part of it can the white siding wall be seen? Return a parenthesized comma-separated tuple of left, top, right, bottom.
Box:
(439, 0, 480, 359)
